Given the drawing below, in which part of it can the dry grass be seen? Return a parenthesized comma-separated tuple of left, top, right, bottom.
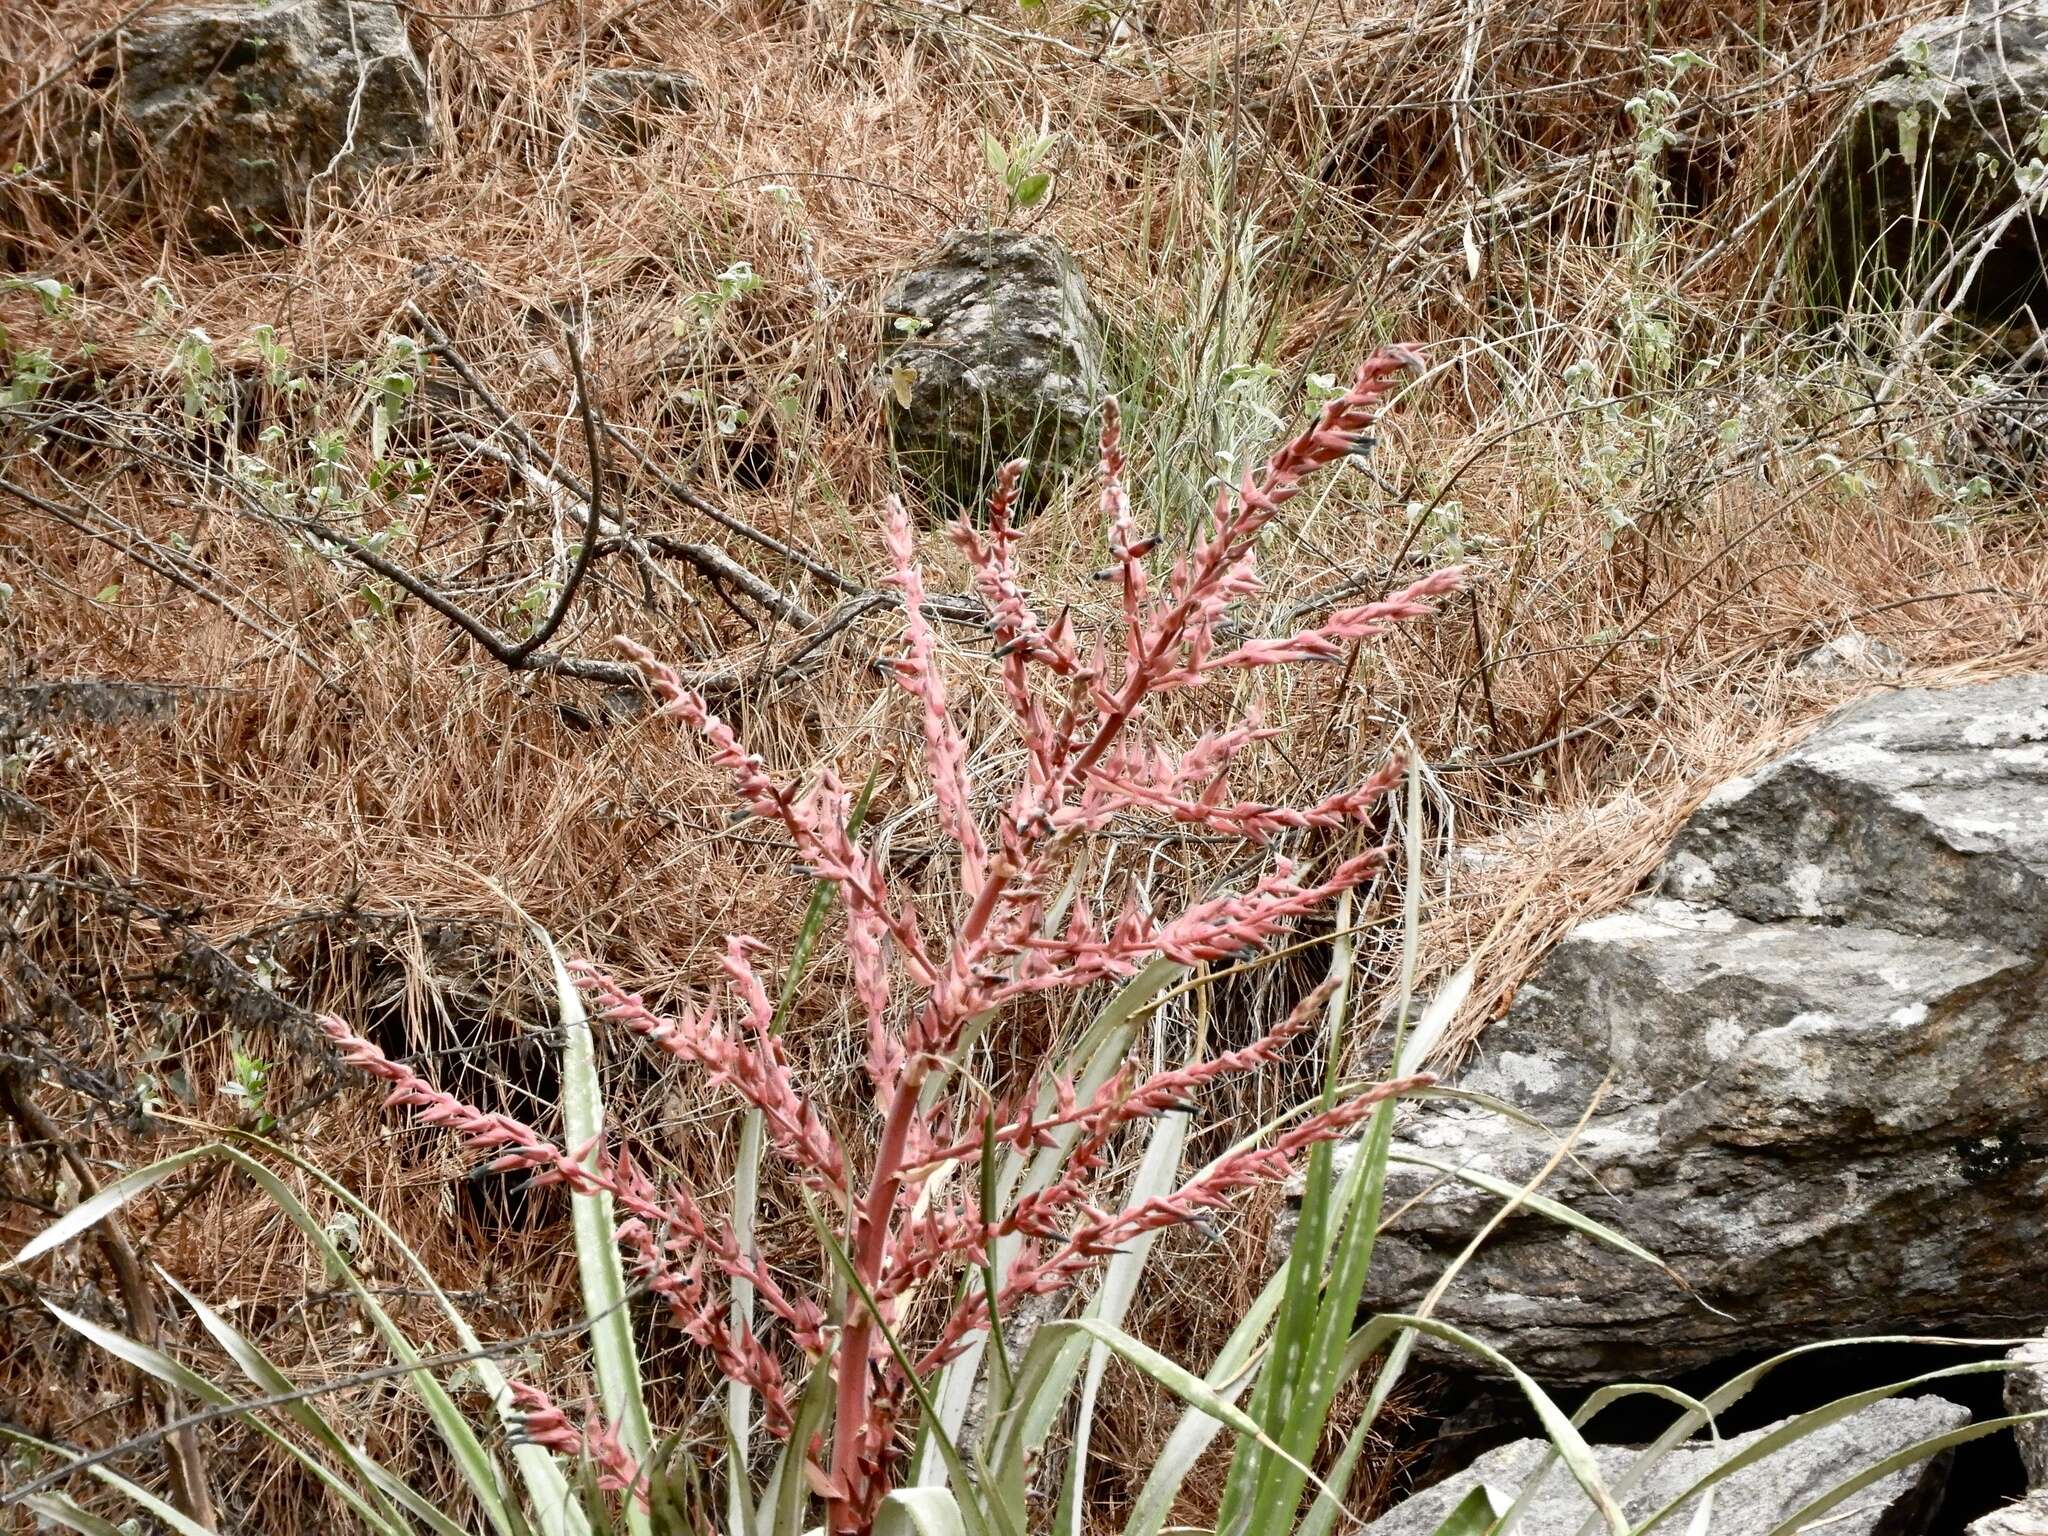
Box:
(3, 0, 2047, 1526)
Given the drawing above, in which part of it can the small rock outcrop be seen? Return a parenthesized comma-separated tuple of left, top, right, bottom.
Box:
(2012, 1334, 2048, 1489)
(575, 67, 700, 146)
(880, 227, 1104, 513)
(1793, 632, 1905, 680)
(1817, 1, 2048, 313)
(112, 0, 433, 251)
(1977, 1332, 2048, 1533)
(1359, 674, 2048, 1381)
(1361, 1398, 1966, 1536)
(1974, 1495, 2048, 1535)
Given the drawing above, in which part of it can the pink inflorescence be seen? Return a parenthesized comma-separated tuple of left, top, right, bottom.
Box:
(320, 350, 1458, 1536)
(508, 1383, 649, 1506)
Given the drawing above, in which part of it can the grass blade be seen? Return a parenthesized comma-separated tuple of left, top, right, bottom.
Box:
(160, 1268, 436, 1536)
(1047, 1317, 1355, 1525)
(219, 1136, 585, 1536)
(1567, 1337, 2041, 1536)
(20, 1494, 130, 1536)
(1622, 1360, 2045, 1536)
(0, 1424, 222, 1536)
(43, 1301, 409, 1536)
(919, 955, 1187, 1479)
(5, 1145, 214, 1269)
(1431, 1486, 1508, 1536)
(540, 928, 653, 1536)
(739, 773, 876, 1532)
(800, 1193, 1004, 1536)
(1758, 1412, 2048, 1536)
(1366, 1313, 1627, 1535)
(1384, 1150, 1668, 1272)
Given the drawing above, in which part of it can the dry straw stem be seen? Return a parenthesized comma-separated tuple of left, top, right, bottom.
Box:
(3, 0, 2047, 1527)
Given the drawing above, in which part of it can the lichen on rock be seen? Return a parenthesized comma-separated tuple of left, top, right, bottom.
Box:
(879, 227, 1105, 516)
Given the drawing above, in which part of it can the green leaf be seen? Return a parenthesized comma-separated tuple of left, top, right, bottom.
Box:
(1011, 172, 1052, 207)
(1618, 1358, 2047, 1536)
(1565, 1337, 2041, 1536)
(987, 1044, 1196, 1498)
(1129, 909, 1376, 1536)
(161, 1268, 450, 1536)
(1054, 1055, 1195, 1536)
(1394, 960, 1475, 1077)
(1236, 884, 1392, 1536)
(1047, 1317, 1355, 1523)
(540, 928, 653, 1536)
(801, 1195, 1005, 1536)
(7, 1145, 215, 1270)
(232, 1138, 586, 1536)
(1492, 1383, 1716, 1536)
(760, 1358, 835, 1536)
(1385, 1150, 1667, 1272)
(1115, 1243, 1299, 1536)
(0, 1424, 221, 1536)
(1431, 1485, 1509, 1536)
(1365, 1314, 1626, 1534)
(739, 773, 875, 1536)
(919, 956, 1186, 1481)
(21, 1493, 131, 1536)
(43, 1301, 409, 1536)
(1759, 1412, 2048, 1536)
(879, 1485, 970, 1536)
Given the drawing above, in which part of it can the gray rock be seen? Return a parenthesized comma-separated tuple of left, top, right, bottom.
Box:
(1793, 633, 1905, 680)
(114, 0, 433, 251)
(1363, 1397, 1966, 1536)
(1973, 1494, 2048, 1535)
(575, 67, 700, 145)
(1816, 1, 2048, 313)
(880, 227, 1104, 513)
(2011, 1334, 2048, 1487)
(1356, 674, 2048, 1381)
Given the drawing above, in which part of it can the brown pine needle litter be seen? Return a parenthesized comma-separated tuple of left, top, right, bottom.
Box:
(3, 0, 2045, 1527)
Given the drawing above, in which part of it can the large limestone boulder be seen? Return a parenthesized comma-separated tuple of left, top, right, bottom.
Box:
(880, 228, 1104, 513)
(1360, 674, 2048, 1382)
(113, 0, 434, 251)
(1362, 1397, 1966, 1536)
(1816, 1, 2048, 313)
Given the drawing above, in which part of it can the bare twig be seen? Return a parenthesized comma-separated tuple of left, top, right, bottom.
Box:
(0, 476, 332, 681)
(506, 324, 607, 661)
(0, 0, 165, 123)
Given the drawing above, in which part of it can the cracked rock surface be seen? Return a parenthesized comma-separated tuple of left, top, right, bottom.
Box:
(1358, 674, 2048, 1381)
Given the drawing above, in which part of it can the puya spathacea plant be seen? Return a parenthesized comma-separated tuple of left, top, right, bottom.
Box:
(319, 347, 1459, 1531)
(9, 353, 2044, 1536)
(4, 350, 1458, 1536)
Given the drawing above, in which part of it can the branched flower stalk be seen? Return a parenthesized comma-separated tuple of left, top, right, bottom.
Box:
(318, 348, 1460, 1536)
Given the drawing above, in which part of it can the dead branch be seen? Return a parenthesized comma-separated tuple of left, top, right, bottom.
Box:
(504, 322, 606, 662)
